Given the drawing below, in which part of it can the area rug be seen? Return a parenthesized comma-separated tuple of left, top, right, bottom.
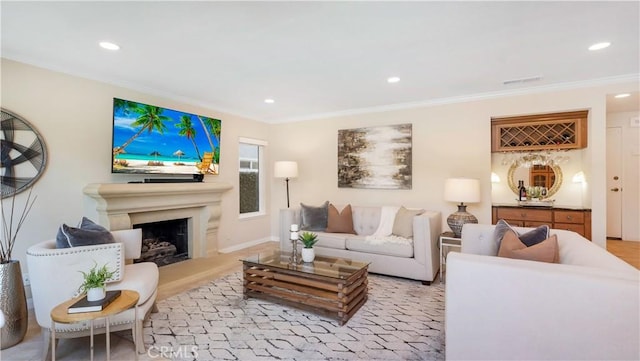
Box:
(143, 272, 445, 360)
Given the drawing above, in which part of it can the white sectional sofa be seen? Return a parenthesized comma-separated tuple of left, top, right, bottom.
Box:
(279, 205, 442, 284)
(445, 223, 640, 361)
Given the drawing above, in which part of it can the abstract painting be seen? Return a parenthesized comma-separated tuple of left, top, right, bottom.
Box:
(338, 123, 412, 189)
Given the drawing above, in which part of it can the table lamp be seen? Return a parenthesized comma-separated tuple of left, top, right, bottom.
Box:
(444, 178, 481, 237)
(274, 161, 298, 208)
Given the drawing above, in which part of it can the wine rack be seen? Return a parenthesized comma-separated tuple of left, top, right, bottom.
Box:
(491, 110, 588, 152)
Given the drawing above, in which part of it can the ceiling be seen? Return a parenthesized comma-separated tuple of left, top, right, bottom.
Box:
(2, 2, 639, 123)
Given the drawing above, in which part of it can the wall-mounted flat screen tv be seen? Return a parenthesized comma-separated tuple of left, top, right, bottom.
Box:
(112, 98, 221, 175)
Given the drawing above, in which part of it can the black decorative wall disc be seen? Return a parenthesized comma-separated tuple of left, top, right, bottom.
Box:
(1, 108, 47, 198)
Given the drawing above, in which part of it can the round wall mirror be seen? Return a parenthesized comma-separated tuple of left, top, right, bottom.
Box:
(1, 108, 48, 198)
(507, 163, 563, 198)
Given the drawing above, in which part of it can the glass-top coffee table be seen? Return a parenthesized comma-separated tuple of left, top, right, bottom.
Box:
(242, 251, 370, 325)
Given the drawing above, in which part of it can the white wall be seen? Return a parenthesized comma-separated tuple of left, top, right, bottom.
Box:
(3, 57, 638, 272)
(1, 59, 272, 274)
(606, 111, 640, 240)
(269, 82, 640, 249)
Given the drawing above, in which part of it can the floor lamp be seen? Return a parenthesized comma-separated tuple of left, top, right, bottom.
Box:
(274, 161, 298, 208)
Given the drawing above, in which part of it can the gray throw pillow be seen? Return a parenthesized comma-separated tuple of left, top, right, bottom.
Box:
(79, 217, 108, 232)
(300, 201, 329, 231)
(392, 206, 425, 238)
(493, 219, 550, 248)
(519, 224, 551, 247)
(56, 218, 115, 248)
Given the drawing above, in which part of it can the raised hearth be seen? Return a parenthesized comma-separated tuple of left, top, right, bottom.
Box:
(83, 182, 232, 258)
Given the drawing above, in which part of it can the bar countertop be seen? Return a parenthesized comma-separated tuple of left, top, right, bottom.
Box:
(492, 203, 592, 211)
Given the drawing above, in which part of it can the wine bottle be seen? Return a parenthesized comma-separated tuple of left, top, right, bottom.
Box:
(518, 180, 527, 201)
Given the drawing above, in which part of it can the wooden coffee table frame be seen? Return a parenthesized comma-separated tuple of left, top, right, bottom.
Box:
(242, 260, 368, 325)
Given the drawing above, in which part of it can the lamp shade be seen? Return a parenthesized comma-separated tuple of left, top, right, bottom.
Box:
(274, 161, 298, 178)
(444, 178, 481, 203)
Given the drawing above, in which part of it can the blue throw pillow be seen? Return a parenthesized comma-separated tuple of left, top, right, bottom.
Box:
(300, 201, 329, 231)
(493, 219, 550, 248)
(56, 217, 115, 248)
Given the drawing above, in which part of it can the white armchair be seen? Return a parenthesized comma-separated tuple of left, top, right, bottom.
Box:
(26, 228, 159, 359)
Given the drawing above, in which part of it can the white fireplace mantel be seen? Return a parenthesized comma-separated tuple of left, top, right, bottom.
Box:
(83, 182, 232, 257)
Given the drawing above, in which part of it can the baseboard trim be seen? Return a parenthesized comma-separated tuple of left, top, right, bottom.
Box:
(218, 237, 278, 253)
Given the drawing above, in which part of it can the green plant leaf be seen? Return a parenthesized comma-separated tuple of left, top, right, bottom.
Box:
(78, 261, 115, 293)
(298, 231, 319, 248)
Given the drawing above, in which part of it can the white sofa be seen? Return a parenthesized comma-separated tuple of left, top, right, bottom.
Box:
(445, 223, 640, 361)
(26, 229, 159, 358)
(279, 206, 441, 284)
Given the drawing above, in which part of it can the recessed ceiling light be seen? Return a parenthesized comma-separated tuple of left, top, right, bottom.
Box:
(588, 42, 611, 51)
(264, 99, 275, 104)
(387, 77, 400, 83)
(99, 41, 120, 51)
(614, 93, 631, 98)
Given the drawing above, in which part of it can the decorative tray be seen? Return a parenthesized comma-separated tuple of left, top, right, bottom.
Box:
(518, 200, 555, 207)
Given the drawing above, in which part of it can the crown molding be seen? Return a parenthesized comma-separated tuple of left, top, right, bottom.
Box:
(5, 56, 637, 125)
(271, 74, 640, 124)
(2, 55, 263, 122)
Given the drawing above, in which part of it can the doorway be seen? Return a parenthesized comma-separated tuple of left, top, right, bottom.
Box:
(606, 127, 622, 239)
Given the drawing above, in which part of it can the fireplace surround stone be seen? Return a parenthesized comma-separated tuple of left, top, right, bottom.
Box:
(83, 182, 232, 258)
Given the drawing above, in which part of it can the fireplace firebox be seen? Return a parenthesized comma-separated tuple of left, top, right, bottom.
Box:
(134, 218, 189, 266)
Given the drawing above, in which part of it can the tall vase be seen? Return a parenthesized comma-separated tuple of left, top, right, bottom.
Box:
(0, 260, 28, 349)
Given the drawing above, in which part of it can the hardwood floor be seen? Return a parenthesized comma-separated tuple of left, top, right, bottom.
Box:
(157, 241, 278, 299)
(607, 239, 640, 269)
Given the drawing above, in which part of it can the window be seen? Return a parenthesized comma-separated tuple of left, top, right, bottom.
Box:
(239, 138, 266, 216)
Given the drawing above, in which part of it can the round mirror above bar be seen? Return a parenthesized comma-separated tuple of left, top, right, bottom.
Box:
(507, 163, 563, 198)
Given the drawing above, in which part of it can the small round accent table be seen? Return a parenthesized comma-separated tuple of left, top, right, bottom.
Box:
(50, 290, 139, 361)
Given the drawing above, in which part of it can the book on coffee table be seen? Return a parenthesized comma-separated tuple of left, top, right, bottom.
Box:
(68, 290, 122, 314)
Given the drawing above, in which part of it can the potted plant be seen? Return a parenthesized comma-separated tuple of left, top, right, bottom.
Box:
(79, 262, 116, 301)
(0, 189, 36, 349)
(298, 232, 318, 263)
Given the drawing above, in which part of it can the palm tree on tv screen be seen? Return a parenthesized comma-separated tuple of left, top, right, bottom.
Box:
(209, 119, 222, 163)
(196, 116, 222, 163)
(198, 116, 221, 142)
(113, 105, 170, 155)
(113, 98, 139, 116)
(176, 115, 202, 161)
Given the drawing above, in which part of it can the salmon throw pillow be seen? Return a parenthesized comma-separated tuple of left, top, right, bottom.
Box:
(325, 204, 356, 234)
(498, 229, 560, 263)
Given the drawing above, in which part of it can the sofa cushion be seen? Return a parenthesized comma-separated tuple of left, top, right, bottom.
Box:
(300, 201, 329, 231)
(346, 238, 413, 258)
(107, 262, 158, 305)
(392, 206, 425, 238)
(494, 219, 550, 247)
(498, 230, 559, 263)
(314, 232, 347, 250)
(56, 218, 115, 248)
(351, 206, 382, 236)
(326, 204, 356, 234)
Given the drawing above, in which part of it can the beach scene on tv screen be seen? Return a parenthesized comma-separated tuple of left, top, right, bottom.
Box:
(112, 98, 221, 175)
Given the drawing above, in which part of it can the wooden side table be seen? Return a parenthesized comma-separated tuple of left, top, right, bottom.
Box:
(50, 290, 139, 361)
(439, 231, 462, 283)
